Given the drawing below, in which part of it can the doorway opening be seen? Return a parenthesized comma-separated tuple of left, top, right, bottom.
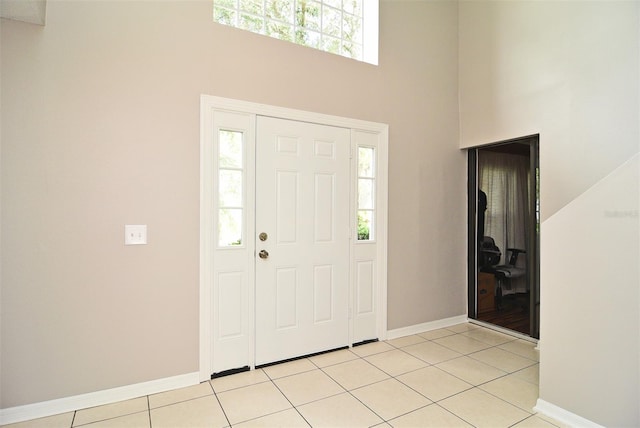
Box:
(467, 136, 540, 338)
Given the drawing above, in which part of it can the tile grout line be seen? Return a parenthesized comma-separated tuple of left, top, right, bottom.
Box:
(381, 340, 481, 426)
(321, 342, 470, 426)
(334, 355, 396, 425)
(384, 330, 540, 421)
(432, 401, 478, 427)
(266, 373, 314, 428)
(146, 395, 151, 428)
(349, 345, 483, 427)
(259, 360, 325, 427)
(416, 330, 539, 370)
(303, 352, 393, 425)
(273, 326, 514, 425)
(424, 330, 535, 426)
(8, 324, 545, 428)
(208, 379, 232, 428)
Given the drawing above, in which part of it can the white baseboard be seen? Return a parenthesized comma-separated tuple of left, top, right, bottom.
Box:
(386, 314, 468, 340)
(0, 372, 200, 425)
(534, 399, 605, 428)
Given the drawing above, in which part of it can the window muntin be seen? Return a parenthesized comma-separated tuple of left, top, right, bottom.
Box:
(218, 130, 245, 247)
(357, 146, 375, 241)
(213, 0, 377, 65)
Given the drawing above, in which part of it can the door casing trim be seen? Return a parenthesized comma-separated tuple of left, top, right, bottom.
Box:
(199, 95, 389, 381)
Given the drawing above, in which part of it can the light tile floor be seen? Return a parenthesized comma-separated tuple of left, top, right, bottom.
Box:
(3, 323, 564, 428)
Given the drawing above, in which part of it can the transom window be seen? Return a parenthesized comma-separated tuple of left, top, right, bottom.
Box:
(213, 0, 379, 65)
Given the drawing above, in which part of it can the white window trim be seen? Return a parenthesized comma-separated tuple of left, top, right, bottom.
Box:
(363, 0, 379, 65)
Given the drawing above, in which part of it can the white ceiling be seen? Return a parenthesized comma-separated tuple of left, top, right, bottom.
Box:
(0, 0, 47, 25)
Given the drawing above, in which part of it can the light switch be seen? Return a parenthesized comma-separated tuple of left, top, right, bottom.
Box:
(125, 225, 147, 245)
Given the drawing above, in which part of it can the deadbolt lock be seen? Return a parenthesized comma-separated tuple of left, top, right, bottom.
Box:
(259, 232, 268, 241)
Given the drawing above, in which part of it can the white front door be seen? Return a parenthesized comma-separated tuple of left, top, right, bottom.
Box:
(200, 96, 388, 381)
(254, 116, 351, 365)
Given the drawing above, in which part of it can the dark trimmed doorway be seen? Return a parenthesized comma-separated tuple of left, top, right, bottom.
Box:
(467, 136, 540, 338)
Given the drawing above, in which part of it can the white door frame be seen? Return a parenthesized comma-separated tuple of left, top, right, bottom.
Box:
(199, 95, 388, 381)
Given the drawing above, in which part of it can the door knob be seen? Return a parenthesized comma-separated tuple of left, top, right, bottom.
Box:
(258, 250, 269, 259)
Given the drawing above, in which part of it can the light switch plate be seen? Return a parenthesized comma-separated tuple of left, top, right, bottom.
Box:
(125, 225, 147, 245)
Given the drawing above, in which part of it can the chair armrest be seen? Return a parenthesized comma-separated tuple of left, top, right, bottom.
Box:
(506, 248, 526, 254)
(482, 249, 501, 255)
(506, 248, 526, 267)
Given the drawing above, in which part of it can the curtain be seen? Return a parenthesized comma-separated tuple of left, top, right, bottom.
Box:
(478, 151, 530, 291)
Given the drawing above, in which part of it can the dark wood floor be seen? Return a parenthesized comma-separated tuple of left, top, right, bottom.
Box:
(477, 293, 530, 335)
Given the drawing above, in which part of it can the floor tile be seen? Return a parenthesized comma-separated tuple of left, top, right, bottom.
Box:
(350, 378, 431, 420)
(321, 358, 389, 390)
(498, 339, 540, 361)
(232, 408, 309, 427)
(513, 364, 539, 385)
(1, 412, 75, 428)
(396, 366, 473, 402)
(533, 413, 571, 428)
(461, 328, 517, 346)
(388, 404, 473, 427)
(439, 388, 530, 428)
(273, 369, 344, 406)
(6, 324, 546, 428)
(402, 341, 462, 364)
(433, 334, 493, 354)
(386, 335, 426, 348)
(480, 374, 539, 412)
(350, 341, 395, 357)
(150, 395, 227, 428)
(512, 415, 559, 427)
(436, 356, 508, 386)
(297, 392, 383, 427)
(308, 349, 359, 368)
(365, 349, 428, 376)
(418, 328, 457, 340)
(210, 369, 270, 393)
(446, 323, 480, 333)
(262, 358, 317, 380)
(148, 382, 213, 409)
(216, 381, 291, 425)
(73, 397, 148, 426)
(468, 347, 537, 373)
(78, 411, 150, 428)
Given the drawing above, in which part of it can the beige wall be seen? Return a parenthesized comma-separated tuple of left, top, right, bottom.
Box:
(459, 1, 639, 426)
(0, 0, 464, 407)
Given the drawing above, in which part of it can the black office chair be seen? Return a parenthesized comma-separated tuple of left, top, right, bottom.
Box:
(479, 237, 526, 310)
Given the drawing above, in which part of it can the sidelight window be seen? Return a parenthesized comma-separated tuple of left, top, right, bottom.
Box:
(357, 146, 375, 241)
(218, 130, 245, 247)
